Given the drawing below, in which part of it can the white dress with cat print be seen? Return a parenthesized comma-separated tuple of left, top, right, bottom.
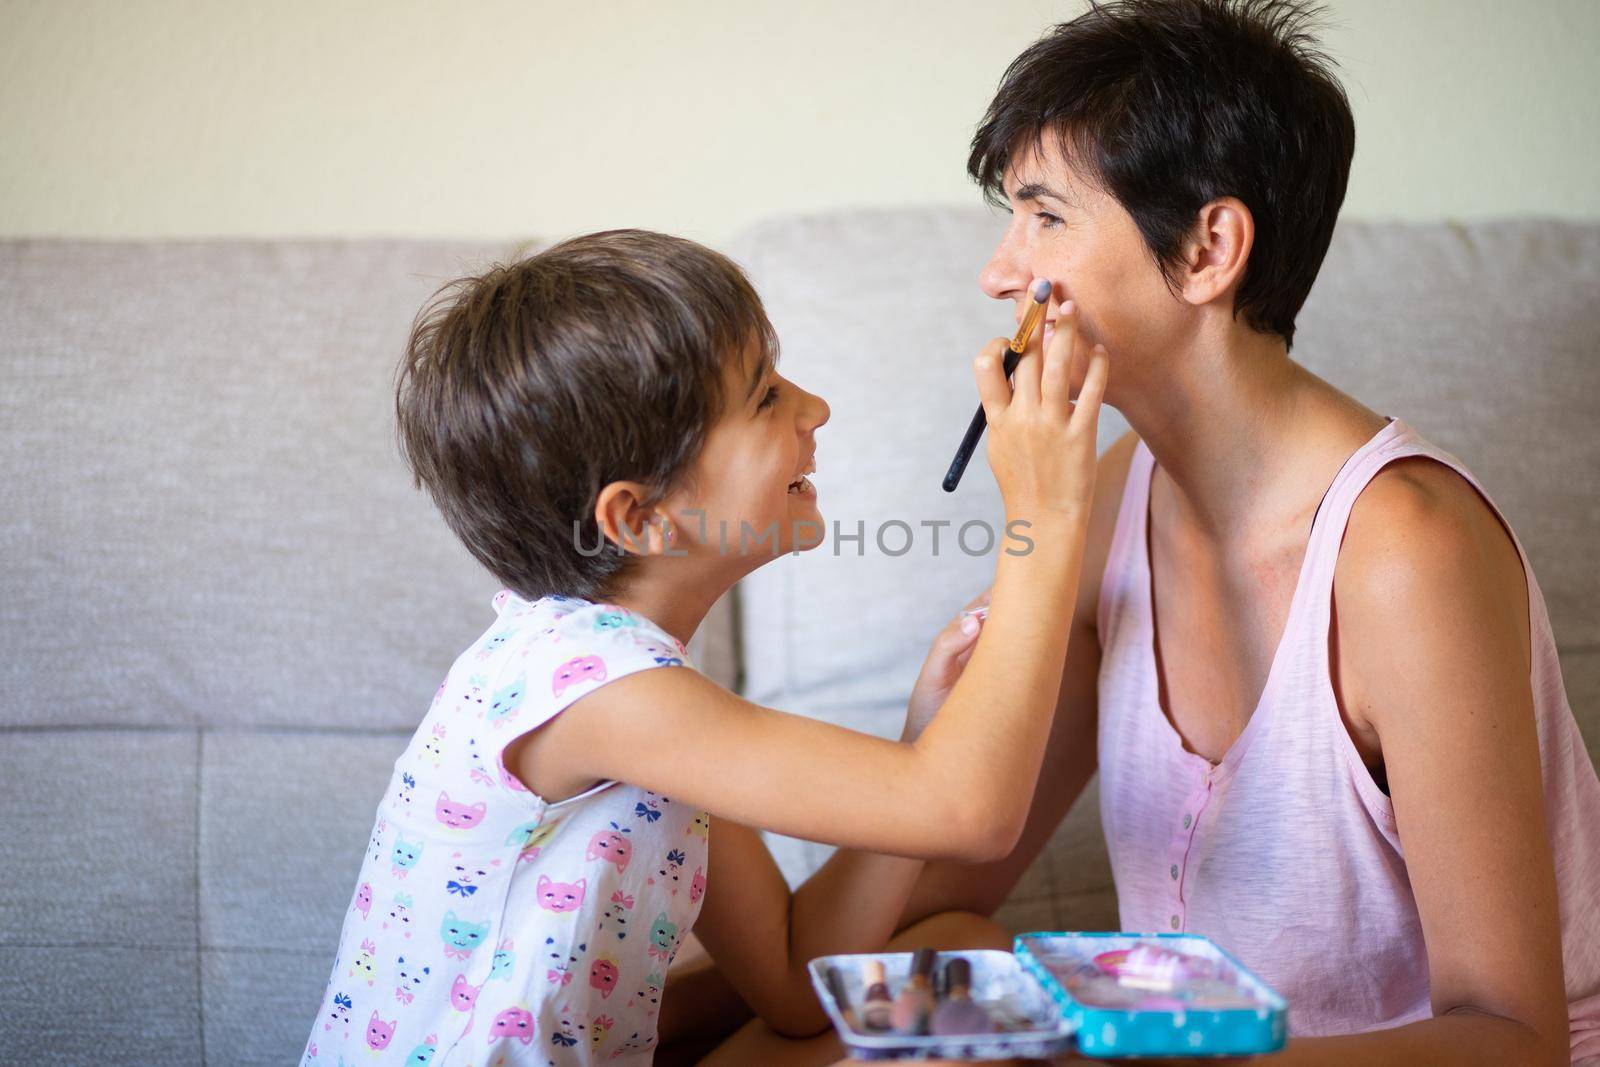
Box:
(304, 593, 710, 1066)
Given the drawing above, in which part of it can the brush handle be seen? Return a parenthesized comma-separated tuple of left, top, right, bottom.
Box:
(941, 348, 1024, 492)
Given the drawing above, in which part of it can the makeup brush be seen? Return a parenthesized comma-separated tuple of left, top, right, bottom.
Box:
(930, 957, 994, 1036)
(941, 277, 1053, 492)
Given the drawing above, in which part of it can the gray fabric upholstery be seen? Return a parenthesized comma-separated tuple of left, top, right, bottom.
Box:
(2, 215, 1596, 1064)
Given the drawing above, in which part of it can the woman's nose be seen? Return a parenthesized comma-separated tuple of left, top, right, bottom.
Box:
(979, 231, 1028, 302)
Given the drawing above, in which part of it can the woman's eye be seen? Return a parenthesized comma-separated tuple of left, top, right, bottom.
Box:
(757, 385, 779, 411)
(1035, 211, 1064, 229)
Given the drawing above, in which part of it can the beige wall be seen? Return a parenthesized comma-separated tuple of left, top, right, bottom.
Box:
(2, 0, 1596, 245)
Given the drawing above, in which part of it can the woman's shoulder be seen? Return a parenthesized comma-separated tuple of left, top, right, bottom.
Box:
(1339, 449, 1525, 614)
(1334, 447, 1531, 735)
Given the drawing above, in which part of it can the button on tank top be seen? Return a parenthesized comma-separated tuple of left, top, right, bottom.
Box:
(1094, 419, 1600, 1059)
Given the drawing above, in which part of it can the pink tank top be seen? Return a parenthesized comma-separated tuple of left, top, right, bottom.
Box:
(1095, 419, 1600, 1058)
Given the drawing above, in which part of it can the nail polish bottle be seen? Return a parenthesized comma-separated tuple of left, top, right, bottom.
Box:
(859, 959, 894, 1031)
(890, 948, 937, 1035)
(824, 965, 860, 1032)
(930, 957, 993, 1036)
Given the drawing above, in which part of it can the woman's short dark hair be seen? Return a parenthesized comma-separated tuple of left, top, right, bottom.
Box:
(969, 0, 1355, 349)
(395, 229, 776, 601)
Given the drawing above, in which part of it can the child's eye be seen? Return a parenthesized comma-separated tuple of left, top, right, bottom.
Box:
(1035, 211, 1064, 229)
(757, 385, 779, 411)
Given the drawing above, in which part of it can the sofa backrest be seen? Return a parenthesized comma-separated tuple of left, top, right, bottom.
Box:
(0, 239, 737, 733)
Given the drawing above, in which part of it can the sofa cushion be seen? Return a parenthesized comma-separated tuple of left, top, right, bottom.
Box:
(203, 947, 330, 1067)
(0, 945, 200, 1062)
(198, 730, 404, 954)
(0, 730, 197, 946)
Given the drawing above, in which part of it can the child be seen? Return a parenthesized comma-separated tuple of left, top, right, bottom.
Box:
(303, 228, 1108, 1065)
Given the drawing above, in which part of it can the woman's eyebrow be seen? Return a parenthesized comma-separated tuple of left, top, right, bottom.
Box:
(1012, 181, 1075, 207)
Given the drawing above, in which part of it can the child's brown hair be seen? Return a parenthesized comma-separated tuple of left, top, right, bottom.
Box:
(395, 229, 777, 600)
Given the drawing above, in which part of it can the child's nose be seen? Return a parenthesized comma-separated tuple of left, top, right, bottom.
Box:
(799, 387, 830, 431)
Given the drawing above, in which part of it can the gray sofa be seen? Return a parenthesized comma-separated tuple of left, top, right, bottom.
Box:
(3, 211, 1596, 1065)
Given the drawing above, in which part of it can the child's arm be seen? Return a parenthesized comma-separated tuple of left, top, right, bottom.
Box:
(514, 316, 1110, 862)
(685, 608, 988, 1038)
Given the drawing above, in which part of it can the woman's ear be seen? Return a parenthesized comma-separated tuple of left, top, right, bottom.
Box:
(1178, 196, 1254, 309)
(593, 481, 669, 556)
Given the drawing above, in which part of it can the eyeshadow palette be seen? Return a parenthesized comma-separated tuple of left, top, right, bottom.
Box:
(809, 932, 1287, 1060)
(807, 949, 1075, 1061)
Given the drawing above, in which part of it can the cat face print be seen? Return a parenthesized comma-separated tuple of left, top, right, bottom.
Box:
(384, 892, 414, 937)
(586, 824, 633, 872)
(394, 954, 430, 1004)
(390, 836, 424, 877)
(445, 852, 497, 899)
(350, 938, 377, 985)
(592, 610, 639, 633)
(551, 655, 607, 698)
(489, 939, 515, 981)
(536, 874, 587, 913)
(505, 818, 560, 862)
(449, 973, 480, 1012)
(689, 866, 707, 904)
(589, 956, 619, 999)
(324, 991, 352, 1033)
(600, 890, 633, 940)
(366, 1009, 397, 1051)
(686, 810, 711, 840)
(434, 791, 487, 830)
(487, 1006, 535, 1045)
(646, 913, 679, 964)
(439, 911, 489, 959)
(486, 674, 527, 725)
(402, 1034, 438, 1067)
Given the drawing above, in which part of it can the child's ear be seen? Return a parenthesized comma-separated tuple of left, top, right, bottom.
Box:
(594, 481, 669, 556)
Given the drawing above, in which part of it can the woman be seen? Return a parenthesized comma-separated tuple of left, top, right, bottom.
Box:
(677, 2, 1600, 1064)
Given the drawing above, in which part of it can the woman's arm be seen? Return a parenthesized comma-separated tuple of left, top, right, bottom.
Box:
(1284, 460, 1568, 1064)
(1034, 461, 1570, 1067)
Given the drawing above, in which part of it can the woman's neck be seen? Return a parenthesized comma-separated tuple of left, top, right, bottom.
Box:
(1119, 320, 1380, 539)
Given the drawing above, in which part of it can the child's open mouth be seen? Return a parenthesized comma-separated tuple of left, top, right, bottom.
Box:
(787, 458, 816, 497)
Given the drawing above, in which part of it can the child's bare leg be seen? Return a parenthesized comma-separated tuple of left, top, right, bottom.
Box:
(691, 910, 1013, 1067)
(655, 933, 754, 1066)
